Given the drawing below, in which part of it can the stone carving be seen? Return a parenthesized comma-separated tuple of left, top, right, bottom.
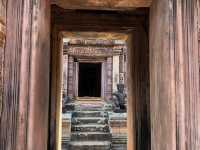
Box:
(63, 41, 124, 57)
(112, 84, 127, 113)
(66, 46, 114, 57)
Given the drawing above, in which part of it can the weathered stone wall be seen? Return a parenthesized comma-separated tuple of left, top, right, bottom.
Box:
(0, 0, 6, 121)
(0, 0, 6, 47)
(0, 0, 6, 70)
(150, 0, 200, 150)
(0, 0, 51, 150)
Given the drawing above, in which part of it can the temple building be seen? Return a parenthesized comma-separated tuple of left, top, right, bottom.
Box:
(62, 38, 127, 101)
(61, 34, 128, 150)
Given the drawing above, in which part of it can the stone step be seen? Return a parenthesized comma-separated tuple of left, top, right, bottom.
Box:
(72, 111, 108, 118)
(68, 141, 111, 150)
(71, 132, 112, 141)
(72, 124, 110, 132)
(111, 145, 127, 150)
(72, 117, 108, 125)
(75, 106, 103, 111)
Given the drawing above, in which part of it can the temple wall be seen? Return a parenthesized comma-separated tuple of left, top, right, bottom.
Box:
(0, 0, 51, 150)
(0, 0, 6, 48)
(63, 42, 126, 100)
(150, 0, 200, 149)
(0, 0, 6, 121)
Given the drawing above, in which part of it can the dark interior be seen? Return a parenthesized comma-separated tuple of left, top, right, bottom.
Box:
(78, 63, 102, 97)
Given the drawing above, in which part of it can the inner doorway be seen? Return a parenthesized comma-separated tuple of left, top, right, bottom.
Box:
(52, 6, 150, 150)
(61, 34, 129, 150)
(78, 62, 102, 97)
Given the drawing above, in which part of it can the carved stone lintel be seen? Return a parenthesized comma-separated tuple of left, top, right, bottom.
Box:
(64, 45, 124, 57)
(63, 39, 126, 57)
(66, 47, 114, 57)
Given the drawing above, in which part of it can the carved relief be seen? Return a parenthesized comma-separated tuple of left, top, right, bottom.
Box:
(64, 45, 124, 57)
(66, 47, 114, 57)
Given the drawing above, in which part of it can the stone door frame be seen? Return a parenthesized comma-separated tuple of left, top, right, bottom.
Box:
(50, 16, 149, 150)
(74, 58, 105, 99)
(1, 1, 200, 150)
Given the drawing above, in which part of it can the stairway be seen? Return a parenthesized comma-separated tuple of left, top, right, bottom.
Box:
(68, 109, 112, 150)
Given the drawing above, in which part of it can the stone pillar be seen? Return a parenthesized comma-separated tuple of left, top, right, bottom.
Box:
(67, 56, 74, 98)
(0, 0, 6, 121)
(150, 0, 200, 150)
(150, 1, 176, 149)
(122, 48, 128, 92)
(119, 54, 125, 84)
(112, 55, 119, 92)
(74, 61, 79, 97)
(62, 55, 68, 98)
(106, 57, 113, 100)
(101, 61, 106, 99)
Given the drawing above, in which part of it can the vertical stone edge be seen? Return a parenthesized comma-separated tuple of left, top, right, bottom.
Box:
(0, 0, 6, 121)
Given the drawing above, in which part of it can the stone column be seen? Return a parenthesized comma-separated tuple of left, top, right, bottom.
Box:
(62, 55, 68, 98)
(106, 57, 113, 100)
(0, 0, 6, 121)
(67, 56, 74, 98)
(150, 0, 200, 150)
(124, 50, 128, 91)
(74, 61, 79, 97)
(112, 55, 120, 92)
(101, 62, 105, 99)
(119, 54, 125, 84)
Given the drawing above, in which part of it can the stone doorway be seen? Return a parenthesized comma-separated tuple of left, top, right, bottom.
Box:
(51, 8, 150, 150)
(61, 34, 129, 150)
(1, 1, 199, 150)
(78, 62, 102, 98)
